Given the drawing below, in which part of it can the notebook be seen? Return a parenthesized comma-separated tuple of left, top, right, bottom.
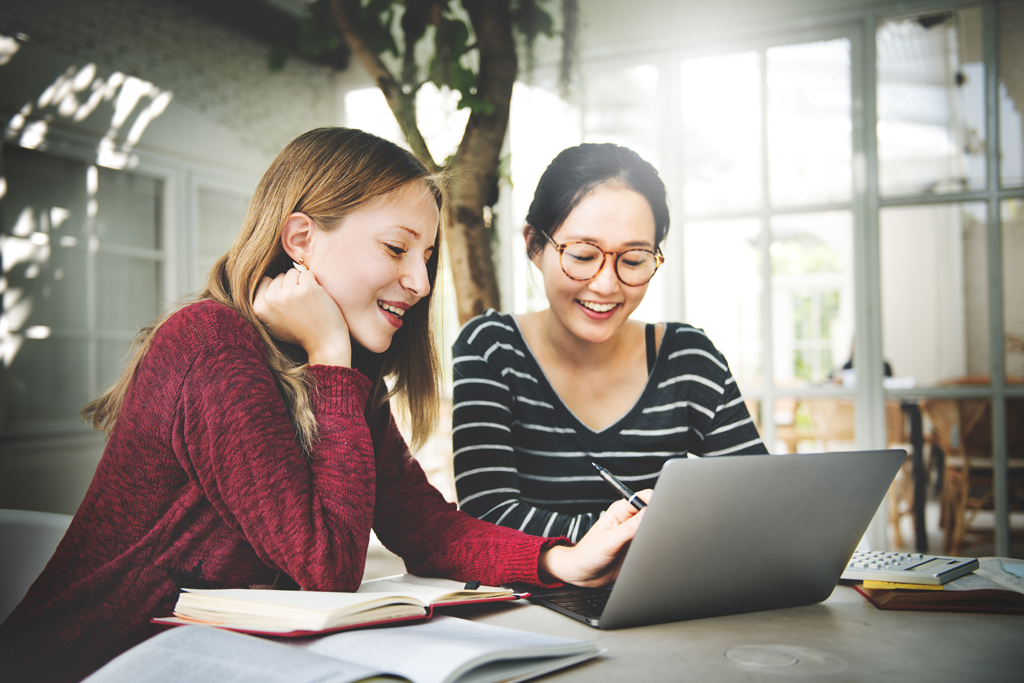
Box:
(519, 449, 906, 629)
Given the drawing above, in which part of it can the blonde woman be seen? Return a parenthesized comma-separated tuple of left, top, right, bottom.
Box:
(0, 129, 646, 683)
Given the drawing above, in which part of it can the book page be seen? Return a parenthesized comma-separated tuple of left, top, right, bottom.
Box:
(82, 625, 395, 683)
(298, 615, 597, 683)
(356, 575, 511, 604)
(969, 557, 1024, 595)
(176, 589, 427, 631)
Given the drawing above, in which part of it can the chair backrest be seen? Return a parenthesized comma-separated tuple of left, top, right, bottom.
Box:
(0, 509, 72, 623)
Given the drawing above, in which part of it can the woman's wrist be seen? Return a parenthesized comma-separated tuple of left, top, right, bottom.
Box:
(306, 334, 352, 367)
(538, 545, 575, 584)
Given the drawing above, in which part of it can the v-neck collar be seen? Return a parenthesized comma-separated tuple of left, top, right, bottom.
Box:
(511, 316, 667, 436)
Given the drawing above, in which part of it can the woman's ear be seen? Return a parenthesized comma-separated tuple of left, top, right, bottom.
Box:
(524, 225, 542, 268)
(281, 212, 316, 264)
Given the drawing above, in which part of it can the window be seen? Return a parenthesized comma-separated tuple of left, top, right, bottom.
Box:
(1, 145, 165, 434)
(495, 0, 1022, 554)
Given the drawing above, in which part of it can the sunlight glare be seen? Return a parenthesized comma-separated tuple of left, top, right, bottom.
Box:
(344, 88, 402, 144)
(20, 120, 48, 149)
(0, 35, 19, 66)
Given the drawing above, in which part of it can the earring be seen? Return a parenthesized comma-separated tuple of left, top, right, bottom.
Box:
(293, 257, 308, 272)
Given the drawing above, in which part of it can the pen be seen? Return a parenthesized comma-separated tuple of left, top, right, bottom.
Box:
(591, 462, 647, 510)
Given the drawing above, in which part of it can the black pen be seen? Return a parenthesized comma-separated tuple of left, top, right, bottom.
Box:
(591, 462, 647, 510)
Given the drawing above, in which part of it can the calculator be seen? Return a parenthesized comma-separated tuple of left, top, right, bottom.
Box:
(841, 550, 979, 585)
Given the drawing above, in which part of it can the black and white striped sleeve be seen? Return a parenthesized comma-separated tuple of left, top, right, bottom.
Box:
(665, 329, 767, 457)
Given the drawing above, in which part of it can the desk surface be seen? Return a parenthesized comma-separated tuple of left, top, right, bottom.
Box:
(443, 585, 1024, 683)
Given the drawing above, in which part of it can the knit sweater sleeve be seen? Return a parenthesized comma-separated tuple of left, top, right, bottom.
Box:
(369, 407, 566, 587)
(172, 318, 380, 592)
(452, 313, 594, 540)
(177, 306, 562, 591)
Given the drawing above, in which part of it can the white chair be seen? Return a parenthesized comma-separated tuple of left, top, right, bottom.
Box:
(0, 509, 73, 623)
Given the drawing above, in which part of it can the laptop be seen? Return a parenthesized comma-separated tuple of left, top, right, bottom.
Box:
(518, 449, 906, 629)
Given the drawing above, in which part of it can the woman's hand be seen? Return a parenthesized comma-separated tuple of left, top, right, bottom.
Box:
(538, 489, 652, 587)
(253, 267, 352, 367)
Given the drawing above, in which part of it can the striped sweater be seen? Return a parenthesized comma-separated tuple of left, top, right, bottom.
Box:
(452, 310, 767, 541)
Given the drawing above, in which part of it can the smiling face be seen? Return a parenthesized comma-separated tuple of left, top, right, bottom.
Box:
(305, 181, 439, 354)
(532, 183, 657, 345)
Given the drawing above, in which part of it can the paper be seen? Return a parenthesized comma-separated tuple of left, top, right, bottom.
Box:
(299, 615, 598, 683)
(999, 559, 1024, 579)
(949, 557, 1024, 595)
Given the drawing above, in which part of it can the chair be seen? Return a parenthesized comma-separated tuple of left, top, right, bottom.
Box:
(919, 376, 1024, 555)
(801, 399, 918, 548)
(0, 509, 72, 623)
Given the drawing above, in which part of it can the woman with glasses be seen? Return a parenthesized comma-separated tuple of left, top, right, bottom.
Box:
(452, 143, 766, 540)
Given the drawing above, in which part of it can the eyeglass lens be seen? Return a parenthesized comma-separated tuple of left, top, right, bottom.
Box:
(561, 243, 658, 285)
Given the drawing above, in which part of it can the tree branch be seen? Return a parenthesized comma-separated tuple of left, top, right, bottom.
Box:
(328, 0, 439, 172)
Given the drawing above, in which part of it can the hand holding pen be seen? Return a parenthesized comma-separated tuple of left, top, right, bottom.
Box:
(592, 462, 647, 511)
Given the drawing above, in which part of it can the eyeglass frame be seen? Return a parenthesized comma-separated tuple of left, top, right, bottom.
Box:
(543, 231, 664, 287)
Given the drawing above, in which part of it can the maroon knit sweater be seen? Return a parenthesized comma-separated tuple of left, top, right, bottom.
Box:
(0, 301, 561, 682)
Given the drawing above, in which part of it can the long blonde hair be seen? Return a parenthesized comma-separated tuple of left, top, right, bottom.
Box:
(82, 127, 444, 452)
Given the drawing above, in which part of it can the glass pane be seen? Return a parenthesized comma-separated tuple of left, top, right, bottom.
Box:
(1004, 200, 1024, 380)
(95, 166, 162, 249)
(96, 255, 161, 330)
(2, 145, 90, 241)
(5, 337, 90, 423)
(918, 396, 1023, 555)
(774, 397, 855, 454)
(767, 38, 852, 207)
(679, 51, 761, 215)
(770, 212, 854, 387)
(3, 242, 88, 331)
(877, 8, 986, 196)
(2, 146, 91, 334)
(683, 218, 763, 386)
(880, 203, 989, 387)
(1000, 1, 1024, 188)
(583, 63, 659, 167)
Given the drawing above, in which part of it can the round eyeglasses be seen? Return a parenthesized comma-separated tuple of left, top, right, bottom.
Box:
(544, 232, 663, 286)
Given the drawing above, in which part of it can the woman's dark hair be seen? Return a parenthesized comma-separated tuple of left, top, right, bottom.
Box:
(524, 143, 670, 259)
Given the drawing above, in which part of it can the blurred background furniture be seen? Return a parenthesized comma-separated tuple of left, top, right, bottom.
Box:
(0, 509, 72, 622)
(801, 398, 926, 551)
(919, 376, 1024, 556)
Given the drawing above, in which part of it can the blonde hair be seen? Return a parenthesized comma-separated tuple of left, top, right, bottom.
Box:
(83, 127, 444, 453)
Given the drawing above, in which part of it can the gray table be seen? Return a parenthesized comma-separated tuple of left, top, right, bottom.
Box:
(443, 585, 1024, 682)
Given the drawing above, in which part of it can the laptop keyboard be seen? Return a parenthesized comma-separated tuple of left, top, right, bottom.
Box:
(531, 590, 610, 619)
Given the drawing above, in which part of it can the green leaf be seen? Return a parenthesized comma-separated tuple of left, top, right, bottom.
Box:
(358, 1, 400, 57)
(457, 92, 495, 115)
(298, 13, 341, 57)
(449, 62, 475, 93)
(512, 0, 556, 40)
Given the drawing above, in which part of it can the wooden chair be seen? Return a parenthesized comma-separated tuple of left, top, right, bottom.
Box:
(801, 399, 917, 548)
(919, 376, 1024, 555)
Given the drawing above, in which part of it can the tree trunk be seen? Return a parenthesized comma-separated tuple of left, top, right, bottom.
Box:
(445, 0, 516, 324)
(331, 0, 513, 324)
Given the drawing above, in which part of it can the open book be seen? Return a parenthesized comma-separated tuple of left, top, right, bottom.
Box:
(86, 617, 600, 683)
(854, 557, 1024, 615)
(153, 575, 521, 636)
